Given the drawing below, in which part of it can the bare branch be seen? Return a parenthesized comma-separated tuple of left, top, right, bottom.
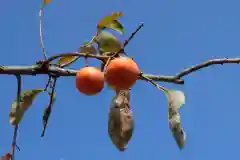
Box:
(175, 58, 240, 79)
(109, 23, 144, 58)
(1, 54, 240, 85)
(123, 23, 144, 48)
(11, 74, 21, 160)
(0, 65, 181, 83)
(140, 73, 168, 92)
(139, 74, 183, 84)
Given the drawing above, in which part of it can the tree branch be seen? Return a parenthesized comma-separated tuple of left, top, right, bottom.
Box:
(0, 57, 240, 85)
(0, 65, 182, 84)
(174, 58, 240, 79)
(11, 74, 21, 160)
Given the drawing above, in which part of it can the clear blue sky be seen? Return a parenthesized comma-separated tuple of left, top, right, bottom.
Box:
(0, 0, 240, 159)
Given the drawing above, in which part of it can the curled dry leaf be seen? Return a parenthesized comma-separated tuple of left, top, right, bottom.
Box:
(9, 89, 44, 126)
(97, 12, 123, 30)
(168, 109, 186, 149)
(42, 92, 56, 127)
(108, 90, 134, 151)
(167, 90, 186, 111)
(167, 90, 186, 149)
(57, 44, 97, 66)
(1, 153, 11, 160)
(95, 31, 122, 53)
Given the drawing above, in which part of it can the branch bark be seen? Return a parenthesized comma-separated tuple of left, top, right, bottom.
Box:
(0, 65, 182, 84)
(0, 56, 240, 85)
(174, 58, 240, 79)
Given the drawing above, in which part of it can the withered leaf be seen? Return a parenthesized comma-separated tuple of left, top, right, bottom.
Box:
(108, 90, 134, 151)
(9, 89, 44, 125)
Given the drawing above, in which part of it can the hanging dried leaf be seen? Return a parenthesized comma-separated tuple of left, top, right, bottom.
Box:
(1, 153, 11, 160)
(95, 31, 122, 53)
(42, 92, 56, 127)
(41, 91, 56, 137)
(97, 12, 123, 30)
(159, 89, 186, 149)
(167, 90, 186, 149)
(168, 90, 185, 111)
(108, 90, 134, 151)
(9, 89, 44, 125)
(168, 109, 186, 149)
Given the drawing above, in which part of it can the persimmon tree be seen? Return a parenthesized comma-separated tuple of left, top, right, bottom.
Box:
(2, 0, 240, 160)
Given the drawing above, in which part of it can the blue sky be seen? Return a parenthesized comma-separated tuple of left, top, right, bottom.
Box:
(1, 0, 240, 159)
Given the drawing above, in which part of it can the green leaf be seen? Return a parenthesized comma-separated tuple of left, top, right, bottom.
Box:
(95, 31, 122, 53)
(57, 44, 97, 66)
(9, 89, 44, 125)
(79, 44, 97, 55)
(57, 55, 79, 66)
(97, 12, 123, 30)
(104, 20, 124, 34)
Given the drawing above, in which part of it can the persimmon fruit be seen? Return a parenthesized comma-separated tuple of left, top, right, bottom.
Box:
(105, 57, 140, 91)
(76, 67, 104, 96)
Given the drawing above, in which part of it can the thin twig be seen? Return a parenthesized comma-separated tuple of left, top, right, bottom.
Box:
(140, 73, 168, 92)
(175, 58, 240, 79)
(39, 5, 54, 94)
(84, 57, 89, 67)
(41, 78, 57, 137)
(43, 52, 109, 66)
(103, 57, 111, 73)
(110, 23, 144, 58)
(12, 74, 21, 160)
(44, 76, 52, 91)
(39, 7, 48, 60)
(123, 23, 144, 47)
(11, 126, 18, 160)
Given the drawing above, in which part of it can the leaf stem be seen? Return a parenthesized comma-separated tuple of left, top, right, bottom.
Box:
(44, 76, 52, 91)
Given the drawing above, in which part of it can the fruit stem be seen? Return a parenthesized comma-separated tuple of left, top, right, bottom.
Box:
(84, 57, 89, 67)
